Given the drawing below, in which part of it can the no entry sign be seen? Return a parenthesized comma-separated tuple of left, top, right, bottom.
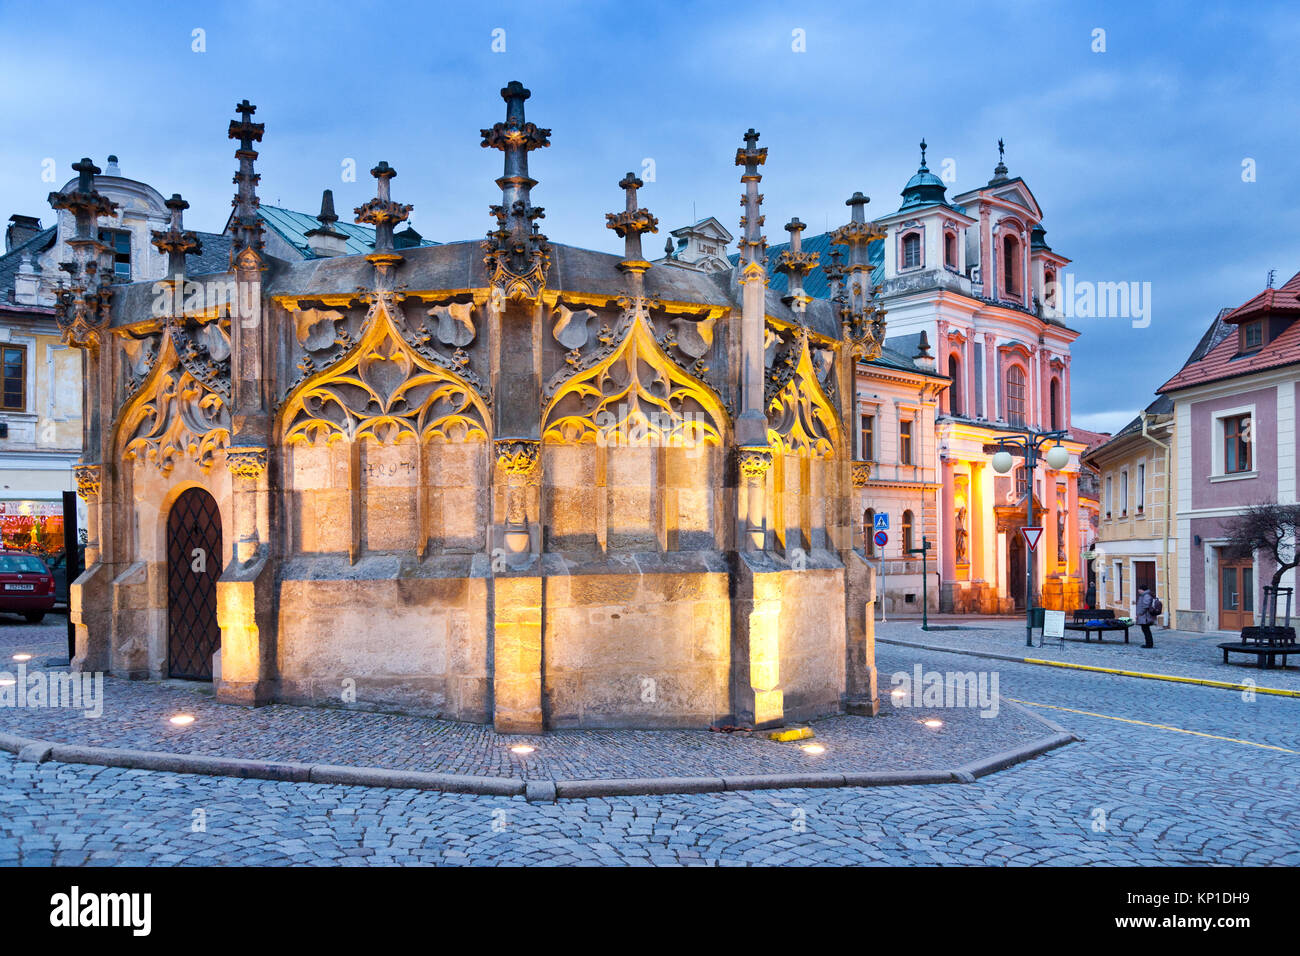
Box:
(1021, 526, 1044, 551)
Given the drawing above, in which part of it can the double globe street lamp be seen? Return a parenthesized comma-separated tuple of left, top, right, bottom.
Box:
(990, 429, 1072, 646)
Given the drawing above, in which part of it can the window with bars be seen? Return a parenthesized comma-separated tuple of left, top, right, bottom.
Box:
(1, 345, 25, 411)
(1006, 365, 1026, 425)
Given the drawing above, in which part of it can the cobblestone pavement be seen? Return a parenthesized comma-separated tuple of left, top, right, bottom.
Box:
(2, 632, 1297, 865)
(0, 670, 1043, 782)
(0, 616, 67, 664)
(877, 617, 1300, 691)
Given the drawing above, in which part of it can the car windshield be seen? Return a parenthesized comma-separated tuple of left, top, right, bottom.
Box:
(0, 555, 48, 573)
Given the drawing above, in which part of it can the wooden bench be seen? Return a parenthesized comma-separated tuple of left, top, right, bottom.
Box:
(1219, 625, 1297, 669)
(1063, 608, 1132, 643)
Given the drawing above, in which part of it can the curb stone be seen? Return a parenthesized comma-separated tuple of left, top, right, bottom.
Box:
(0, 725, 1078, 799)
(16, 743, 52, 764)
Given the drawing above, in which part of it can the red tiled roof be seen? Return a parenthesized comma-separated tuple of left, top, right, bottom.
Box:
(1221, 269, 1300, 325)
(1067, 426, 1111, 451)
(1160, 311, 1300, 393)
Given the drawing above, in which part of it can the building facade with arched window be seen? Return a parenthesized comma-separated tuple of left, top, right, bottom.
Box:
(750, 141, 1093, 616)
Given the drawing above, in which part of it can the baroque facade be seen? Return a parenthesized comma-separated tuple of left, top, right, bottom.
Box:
(763, 143, 1097, 615)
(58, 86, 884, 732)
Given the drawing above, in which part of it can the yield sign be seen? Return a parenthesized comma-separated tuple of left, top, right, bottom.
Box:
(1021, 526, 1044, 551)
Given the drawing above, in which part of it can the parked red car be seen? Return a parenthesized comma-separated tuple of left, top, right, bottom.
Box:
(0, 551, 56, 623)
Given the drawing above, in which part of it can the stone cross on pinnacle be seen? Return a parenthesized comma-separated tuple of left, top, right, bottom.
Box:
(229, 100, 264, 153)
(605, 172, 658, 269)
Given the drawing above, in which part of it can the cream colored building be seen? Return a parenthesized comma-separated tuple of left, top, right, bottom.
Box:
(1082, 395, 1177, 625)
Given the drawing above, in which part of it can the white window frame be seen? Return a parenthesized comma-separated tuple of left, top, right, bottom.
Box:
(1119, 468, 1129, 517)
(1136, 460, 1146, 514)
(1104, 474, 1113, 518)
(1210, 403, 1257, 481)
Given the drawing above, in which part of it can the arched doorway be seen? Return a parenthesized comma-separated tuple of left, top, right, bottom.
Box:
(166, 487, 223, 680)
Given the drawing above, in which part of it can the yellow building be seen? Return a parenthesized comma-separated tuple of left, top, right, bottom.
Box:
(0, 216, 85, 554)
(1082, 396, 1177, 625)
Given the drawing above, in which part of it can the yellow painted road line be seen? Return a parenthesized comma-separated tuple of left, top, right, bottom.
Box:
(1021, 657, 1300, 698)
(1006, 698, 1300, 755)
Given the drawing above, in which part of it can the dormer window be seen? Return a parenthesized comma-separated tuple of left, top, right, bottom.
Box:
(902, 231, 922, 269)
(98, 227, 132, 282)
(1240, 320, 1264, 353)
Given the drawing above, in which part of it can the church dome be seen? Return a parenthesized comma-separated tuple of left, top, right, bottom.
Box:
(899, 140, 949, 210)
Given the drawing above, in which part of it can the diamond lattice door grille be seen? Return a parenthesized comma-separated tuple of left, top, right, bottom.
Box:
(166, 487, 223, 680)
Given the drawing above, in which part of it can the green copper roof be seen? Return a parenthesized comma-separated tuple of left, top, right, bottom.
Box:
(731, 231, 884, 299)
(898, 139, 952, 211)
(258, 204, 437, 259)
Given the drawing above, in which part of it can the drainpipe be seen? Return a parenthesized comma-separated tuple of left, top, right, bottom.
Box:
(1141, 412, 1173, 627)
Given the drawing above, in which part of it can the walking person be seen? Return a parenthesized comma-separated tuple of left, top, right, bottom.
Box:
(1135, 586, 1159, 648)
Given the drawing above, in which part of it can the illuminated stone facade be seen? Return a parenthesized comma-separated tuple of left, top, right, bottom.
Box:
(58, 85, 881, 731)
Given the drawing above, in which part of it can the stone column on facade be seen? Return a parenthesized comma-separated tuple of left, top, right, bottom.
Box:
(481, 82, 551, 733)
(48, 159, 120, 676)
(71, 464, 108, 672)
(216, 445, 276, 705)
(211, 101, 280, 705)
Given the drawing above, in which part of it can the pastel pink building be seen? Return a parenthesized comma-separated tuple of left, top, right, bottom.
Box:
(1159, 270, 1300, 631)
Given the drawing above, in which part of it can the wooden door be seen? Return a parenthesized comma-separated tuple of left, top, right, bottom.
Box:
(1219, 558, 1254, 631)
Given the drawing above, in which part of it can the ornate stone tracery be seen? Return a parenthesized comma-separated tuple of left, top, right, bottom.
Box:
(115, 330, 232, 475)
(765, 330, 841, 459)
(541, 298, 727, 448)
(280, 293, 490, 445)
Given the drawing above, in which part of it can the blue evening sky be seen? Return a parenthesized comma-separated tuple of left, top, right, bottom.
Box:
(3, 0, 1297, 432)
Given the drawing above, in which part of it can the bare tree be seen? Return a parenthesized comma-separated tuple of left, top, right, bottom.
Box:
(1221, 502, 1300, 623)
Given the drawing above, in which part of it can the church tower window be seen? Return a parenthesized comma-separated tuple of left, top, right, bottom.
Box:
(948, 354, 962, 415)
(902, 231, 921, 269)
(1002, 235, 1019, 296)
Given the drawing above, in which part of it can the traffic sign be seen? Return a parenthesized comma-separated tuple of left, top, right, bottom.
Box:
(874, 513, 889, 532)
(1021, 526, 1044, 551)
(874, 530, 888, 548)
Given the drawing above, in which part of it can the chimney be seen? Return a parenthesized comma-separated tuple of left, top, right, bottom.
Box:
(305, 188, 348, 257)
(105, 155, 121, 176)
(5, 215, 42, 253)
(13, 252, 42, 305)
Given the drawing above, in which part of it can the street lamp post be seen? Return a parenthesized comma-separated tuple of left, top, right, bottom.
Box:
(990, 428, 1071, 647)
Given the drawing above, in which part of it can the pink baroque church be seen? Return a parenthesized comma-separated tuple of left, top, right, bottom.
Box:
(763, 140, 1105, 613)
